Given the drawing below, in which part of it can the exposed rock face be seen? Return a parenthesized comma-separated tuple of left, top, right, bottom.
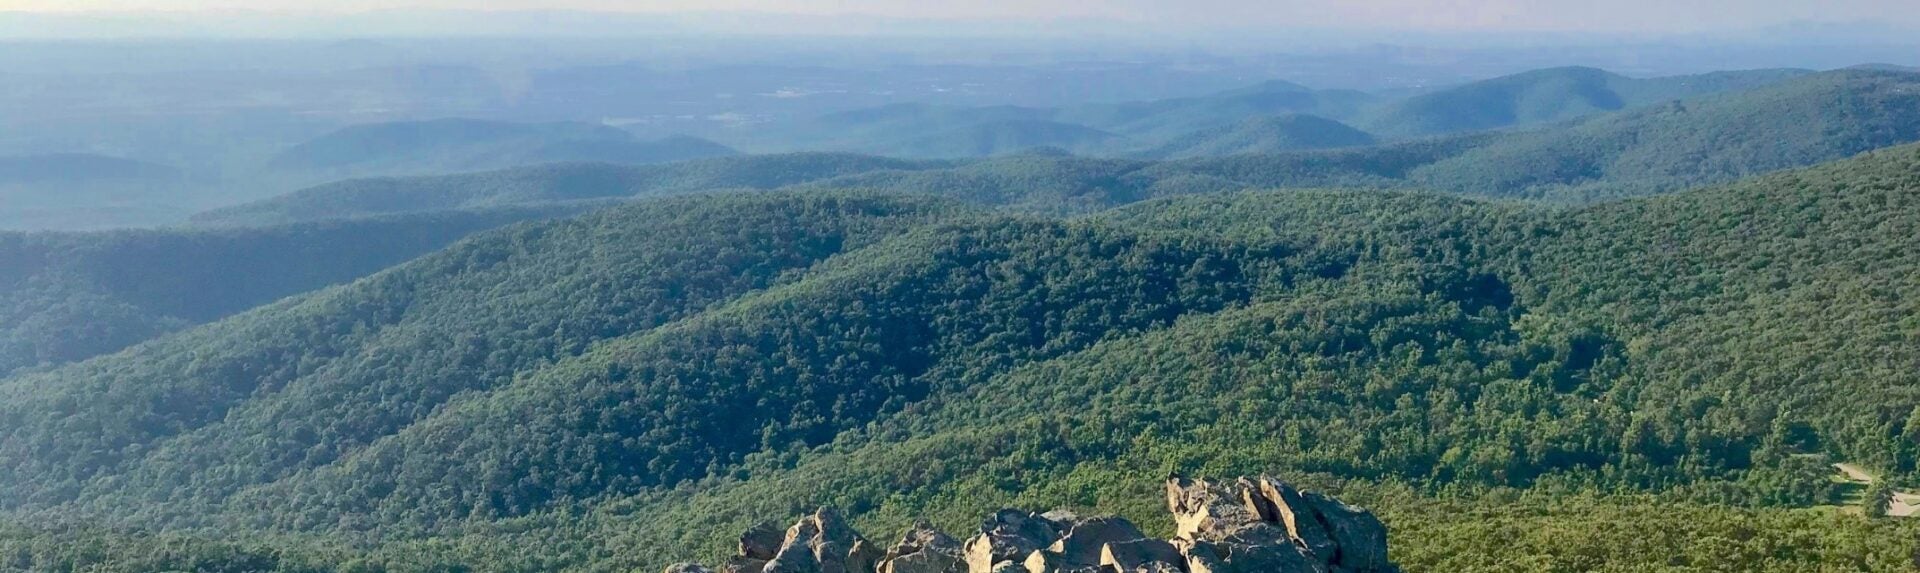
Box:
(1301, 492, 1390, 571)
(1249, 477, 1336, 558)
(964, 509, 1068, 573)
(670, 475, 1392, 573)
(879, 521, 968, 573)
(762, 508, 881, 573)
(724, 555, 771, 573)
(1100, 538, 1184, 572)
(1163, 476, 1391, 573)
(742, 522, 786, 561)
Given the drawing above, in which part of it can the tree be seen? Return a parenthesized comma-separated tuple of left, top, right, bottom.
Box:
(1903, 406, 1920, 444)
(1865, 482, 1895, 518)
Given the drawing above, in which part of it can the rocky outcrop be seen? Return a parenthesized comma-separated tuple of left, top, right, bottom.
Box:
(1164, 475, 1392, 573)
(964, 509, 1067, 572)
(880, 521, 968, 573)
(760, 508, 881, 573)
(671, 475, 1393, 573)
(1051, 516, 1147, 568)
(1099, 538, 1183, 572)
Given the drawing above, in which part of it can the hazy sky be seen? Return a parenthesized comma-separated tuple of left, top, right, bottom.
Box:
(6, 0, 1918, 33)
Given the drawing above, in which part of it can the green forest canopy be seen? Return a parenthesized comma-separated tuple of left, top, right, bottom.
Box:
(2, 143, 1920, 571)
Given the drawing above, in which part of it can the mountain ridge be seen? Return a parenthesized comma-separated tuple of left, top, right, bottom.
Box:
(269, 118, 741, 177)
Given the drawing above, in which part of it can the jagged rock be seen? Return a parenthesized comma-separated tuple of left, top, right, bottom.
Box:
(1020, 549, 1060, 573)
(723, 556, 770, 573)
(1099, 538, 1184, 572)
(851, 539, 884, 573)
(764, 508, 877, 573)
(964, 510, 1065, 573)
(1165, 476, 1290, 546)
(1303, 492, 1389, 571)
(1167, 475, 1394, 573)
(1179, 539, 1226, 573)
(1019, 549, 1105, 573)
(743, 522, 787, 561)
(1045, 516, 1146, 567)
(878, 521, 966, 573)
(684, 476, 1391, 573)
(1167, 476, 1255, 541)
(1249, 476, 1337, 560)
(1188, 538, 1327, 573)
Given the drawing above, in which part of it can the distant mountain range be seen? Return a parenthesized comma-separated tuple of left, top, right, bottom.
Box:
(197, 153, 934, 226)
(268, 118, 740, 177)
(720, 66, 1822, 159)
(0, 153, 180, 185)
(1356, 66, 1814, 137)
(1140, 113, 1378, 158)
(193, 68, 1920, 225)
(1, 64, 1863, 231)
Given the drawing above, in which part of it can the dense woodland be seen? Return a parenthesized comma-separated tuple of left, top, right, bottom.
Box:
(4, 63, 1920, 573)
(0, 206, 580, 377)
(3, 143, 1920, 570)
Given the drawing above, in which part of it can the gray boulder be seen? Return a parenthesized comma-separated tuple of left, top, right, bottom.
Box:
(1249, 476, 1337, 560)
(1099, 538, 1184, 572)
(1046, 516, 1146, 567)
(743, 521, 786, 561)
(879, 521, 966, 573)
(963, 510, 1066, 573)
(764, 508, 879, 573)
(1165, 474, 1393, 573)
(1304, 492, 1390, 572)
(722, 556, 770, 573)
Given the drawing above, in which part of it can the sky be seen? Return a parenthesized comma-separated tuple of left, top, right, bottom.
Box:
(4, 0, 1918, 34)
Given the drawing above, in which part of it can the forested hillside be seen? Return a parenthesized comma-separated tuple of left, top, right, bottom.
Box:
(1139, 114, 1377, 158)
(1360, 66, 1811, 137)
(2, 143, 1920, 571)
(0, 193, 963, 520)
(194, 154, 942, 226)
(1056, 80, 1376, 143)
(885, 120, 1121, 158)
(749, 80, 1374, 158)
(756, 106, 1120, 158)
(0, 153, 192, 230)
(195, 137, 1510, 224)
(1406, 68, 1920, 201)
(0, 205, 579, 376)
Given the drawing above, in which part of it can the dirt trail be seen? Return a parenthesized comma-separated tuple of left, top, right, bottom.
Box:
(1833, 462, 1920, 517)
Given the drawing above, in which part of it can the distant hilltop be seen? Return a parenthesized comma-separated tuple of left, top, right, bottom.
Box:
(665, 475, 1394, 573)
